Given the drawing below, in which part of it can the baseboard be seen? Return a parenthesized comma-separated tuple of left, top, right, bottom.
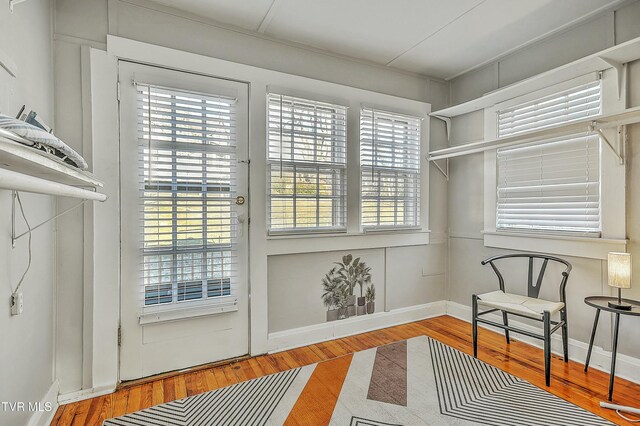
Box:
(267, 301, 447, 353)
(27, 380, 59, 426)
(57, 384, 115, 405)
(446, 301, 640, 384)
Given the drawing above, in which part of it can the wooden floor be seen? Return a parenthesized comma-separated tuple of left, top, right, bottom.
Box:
(51, 315, 640, 425)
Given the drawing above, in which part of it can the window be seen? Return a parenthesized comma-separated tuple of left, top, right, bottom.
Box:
(267, 94, 347, 233)
(360, 108, 421, 229)
(494, 81, 602, 235)
(138, 84, 236, 308)
(497, 80, 601, 137)
(483, 74, 625, 259)
(496, 134, 600, 234)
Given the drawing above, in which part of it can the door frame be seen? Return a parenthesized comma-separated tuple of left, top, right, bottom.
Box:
(116, 59, 252, 381)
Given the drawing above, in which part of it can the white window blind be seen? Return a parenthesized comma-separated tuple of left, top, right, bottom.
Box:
(497, 80, 601, 137)
(267, 93, 347, 233)
(497, 133, 600, 234)
(137, 83, 238, 309)
(360, 108, 421, 229)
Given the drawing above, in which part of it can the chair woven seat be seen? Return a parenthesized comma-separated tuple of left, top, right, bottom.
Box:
(477, 290, 565, 319)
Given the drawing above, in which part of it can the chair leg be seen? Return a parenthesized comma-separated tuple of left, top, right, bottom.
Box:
(502, 311, 510, 344)
(472, 294, 478, 358)
(561, 308, 569, 363)
(543, 310, 551, 386)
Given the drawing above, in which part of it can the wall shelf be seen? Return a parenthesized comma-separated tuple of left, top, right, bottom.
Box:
(431, 35, 640, 118)
(428, 105, 640, 161)
(0, 132, 106, 201)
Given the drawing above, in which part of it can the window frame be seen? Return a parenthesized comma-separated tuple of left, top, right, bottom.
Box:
(482, 72, 626, 260)
(359, 107, 422, 231)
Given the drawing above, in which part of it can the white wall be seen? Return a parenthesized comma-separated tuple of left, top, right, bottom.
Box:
(52, 0, 449, 396)
(0, 1, 57, 425)
(447, 0, 640, 363)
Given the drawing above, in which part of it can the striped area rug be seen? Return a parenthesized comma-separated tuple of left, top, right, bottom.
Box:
(104, 336, 612, 425)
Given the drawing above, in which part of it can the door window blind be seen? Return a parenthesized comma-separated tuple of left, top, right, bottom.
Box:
(137, 83, 238, 309)
(496, 133, 600, 234)
(267, 94, 347, 233)
(360, 108, 421, 229)
(497, 80, 601, 137)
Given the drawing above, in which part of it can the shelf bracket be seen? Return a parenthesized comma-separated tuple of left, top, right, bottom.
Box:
(590, 122, 625, 165)
(9, 0, 28, 13)
(431, 158, 449, 181)
(599, 58, 626, 100)
(432, 115, 451, 141)
(11, 190, 90, 248)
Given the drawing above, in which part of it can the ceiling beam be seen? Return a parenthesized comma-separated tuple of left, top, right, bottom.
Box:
(257, 0, 281, 33)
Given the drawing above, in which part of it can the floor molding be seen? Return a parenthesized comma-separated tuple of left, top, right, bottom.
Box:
(267, 301, 447, 353)
(57, 384, 115, 405)
(446, 301, 640, 384)
(28, 380, 59, 426)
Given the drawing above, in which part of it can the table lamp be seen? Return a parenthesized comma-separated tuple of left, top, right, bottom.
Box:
(607, 252, 632, 310)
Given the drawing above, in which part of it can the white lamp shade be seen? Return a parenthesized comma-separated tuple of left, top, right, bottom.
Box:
(608, 252, 632, 289)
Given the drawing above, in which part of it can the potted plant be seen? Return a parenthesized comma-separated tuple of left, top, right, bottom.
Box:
(321, 267, 342, 322)
(335, 254, 357, 315)
(335, 284, 351, 320)
(365, 284, 376, 314)
(354, 259, 372, 314)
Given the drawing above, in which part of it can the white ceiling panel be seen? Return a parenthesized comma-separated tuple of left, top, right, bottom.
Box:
(147, 0, 274, 31)
(263, 0, 484, 64)
(143, 0, 624, 79)
(392, 0, 622, 78)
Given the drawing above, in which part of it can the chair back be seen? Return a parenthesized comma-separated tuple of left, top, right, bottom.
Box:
(481, 254, 572, 303)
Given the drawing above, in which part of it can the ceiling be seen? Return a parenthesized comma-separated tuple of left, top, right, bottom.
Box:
(146, 0, 625, 80)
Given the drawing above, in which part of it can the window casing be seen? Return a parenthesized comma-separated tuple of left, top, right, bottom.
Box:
(267, 94, 347, 233)
(360, 108, 421, 230)
(138, 84, 236, 309)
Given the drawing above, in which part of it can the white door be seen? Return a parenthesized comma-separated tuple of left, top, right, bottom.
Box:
(118, 62, 249, 381)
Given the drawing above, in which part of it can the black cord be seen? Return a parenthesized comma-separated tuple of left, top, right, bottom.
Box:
(13, 192, 32, 294)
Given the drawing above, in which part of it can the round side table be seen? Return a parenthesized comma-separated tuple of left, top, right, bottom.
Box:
(583, 296, 640, 401)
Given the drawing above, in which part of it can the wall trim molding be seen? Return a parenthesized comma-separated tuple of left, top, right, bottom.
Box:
(27, 380, 59, 426)
(445, 301, 640, 385)
(57, 384, 115, 405)
(267, 301, 447, 353)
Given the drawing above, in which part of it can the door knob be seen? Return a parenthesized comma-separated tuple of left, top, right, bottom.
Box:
(235, 196, 246, 205)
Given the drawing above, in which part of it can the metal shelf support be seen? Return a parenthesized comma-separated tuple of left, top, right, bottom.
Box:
(11, 190, 90, 248)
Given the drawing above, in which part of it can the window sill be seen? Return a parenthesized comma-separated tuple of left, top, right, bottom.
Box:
(139, 296, 239, 325)
(482, 230, 627, 260)
(266, 229, 431, 255)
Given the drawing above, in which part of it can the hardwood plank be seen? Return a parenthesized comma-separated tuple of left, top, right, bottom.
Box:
(151, 380, 164, 406)
(162, 377, 176, 404)
(124, 386, 142, 414)
(139, 383, 154, 410)
(69, 399, 91, 426)
(173, 376, 188, 400)
(83, 396, 105, 426)
(202, 368, 219, 390)
(51, 315, 640, 426)
(111, 389, 129, 418)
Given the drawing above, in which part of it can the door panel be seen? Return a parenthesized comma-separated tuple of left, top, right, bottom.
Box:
(118, 62, 249, 380)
